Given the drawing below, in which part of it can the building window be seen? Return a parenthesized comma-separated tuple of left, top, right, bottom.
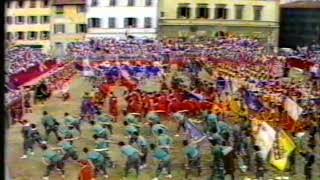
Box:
(40, 31, 50, 40)
(41, 0, 49, 8)
(91, 0, 98, 6)
(235, 5, 244, 20)
(253, 6, 263, 21)
(110, 0, 117, 6)
(6, 32, 13, 40)
(28, 16, 38, 24)
(160, 12, 165, 18)
(215, 4, 228, 19)
(15, 16, 25, 24)
(6, 2, 11, 8)
(196, 4, 209, 19)
(27, 31, 38, 40)
(77, 5, 86, 13)
(56, 5, 64, 14)
(124, 18, 137, 28)
(16, 1, 25, 8)
(6, 16, 13, 24)
(145, 0, 152, 6)
(54, 24, 65, 34)
(76, 24, 87, 33)
(88, 18, 101, 28)
(16, 32, 25, 40)
(144, 17, 152, 28)
(40, 16, 50, 24)
(30, 0, 36, 8)
(177, 4, 190, 19)
(128, 0, 135, 6)
(108, 17, 116, 28)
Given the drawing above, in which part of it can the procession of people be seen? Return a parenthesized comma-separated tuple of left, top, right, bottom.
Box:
(6, 36, 320, 180)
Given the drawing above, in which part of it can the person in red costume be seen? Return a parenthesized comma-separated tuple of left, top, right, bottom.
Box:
(141, 94, 150, 117)
(156, 94, 169, 115)
(168, 98, 180, 115)
(78, 160, 95, 180)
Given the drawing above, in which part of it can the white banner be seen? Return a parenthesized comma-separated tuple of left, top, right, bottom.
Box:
(255, 122, 276, 160)
(284, 97, 303, 121)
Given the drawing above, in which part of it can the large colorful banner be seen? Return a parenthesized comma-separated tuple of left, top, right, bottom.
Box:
(255, 122, 276, 160)
(284, 97, 303, 121)
(269, 130, 296, 171)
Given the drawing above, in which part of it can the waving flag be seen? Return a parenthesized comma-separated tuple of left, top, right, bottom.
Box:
(244, 90, 264, 112)
(255, 122, 276, 160)
(185, 119, 207, 141)
(283, 97, 303, 121)
(269, 130, 296, 171)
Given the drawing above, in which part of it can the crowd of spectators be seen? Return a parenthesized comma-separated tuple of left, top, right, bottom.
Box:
(66, 37, 268, 62)
(6, 47, 50, 75)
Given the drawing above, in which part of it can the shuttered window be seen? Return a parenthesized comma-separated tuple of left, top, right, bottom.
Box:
(40, 31, 50, 40)
(215, 4, 228, 19)
(28, 16, 38, 24)
(235, 5, 244, 20)
(177, 4, 190, 19)
(144, 17, 152, 28)
(108, 17, 116, 28)
(196, 4, 209, 19)
(54, 24, 65, 34)
(88, 18, 101, 28)
(110, 0, 117, 6)
(16, 32, 25, 40)
(254, 6, 263, 21)
(76, 24, 87, 33)
(124, 18, 137, 28)
(15, 16, 25, 24)
(27, 31, 38, 40)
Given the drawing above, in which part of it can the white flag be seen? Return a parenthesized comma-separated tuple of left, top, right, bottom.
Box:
(256, 122, 276, 160)
(284, 97, 303, 121)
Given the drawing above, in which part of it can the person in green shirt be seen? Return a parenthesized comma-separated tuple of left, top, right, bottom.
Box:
(124, 113, 140, 125)
(90, 121, 110, 140)
(205, 111, 218, 133)
(156, 129, 173, 150)
(173, 111, 187, 136)
(59, 126, 79, 145)
(146, 112, 161, 126)
(64, 112, 81, 134)
(96, 111, 114, 134)
(209, 140, 225, 180)
(83, 147, 109, 179)
(130, 131, 149, 168)
(56, 137, 78, 161)
(123, 121, 139, 143)
(182, 136, 206, 178)
(150, 143, 172, 180)
(93, 134, 115, 168)
(41, 111, 60, 141)
(41, 144, 65, 180)
(118, 141, 142, 178)
(151, 122, 169, 136)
